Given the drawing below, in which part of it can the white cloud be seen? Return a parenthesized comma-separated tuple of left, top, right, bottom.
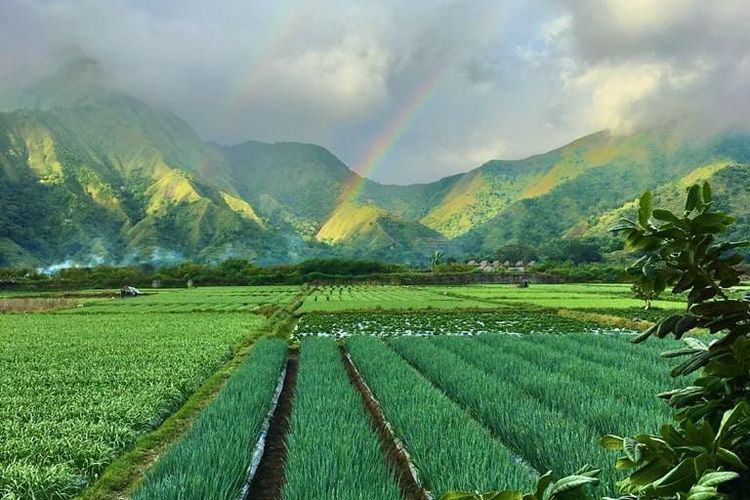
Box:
(271, 32, 390, 118)
(2, 0, 750, 183)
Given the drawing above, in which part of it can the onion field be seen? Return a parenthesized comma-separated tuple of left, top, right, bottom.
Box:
(0, 312, 264, 498)
(0, 284, 700, 499)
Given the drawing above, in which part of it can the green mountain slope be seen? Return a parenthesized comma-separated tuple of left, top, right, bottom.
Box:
(2, 63, 750, 267)
(584, 162, 750, 243)
(455, 130, 750, 254)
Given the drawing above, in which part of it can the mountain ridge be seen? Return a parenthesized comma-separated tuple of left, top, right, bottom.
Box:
(1, 68, 749, 267)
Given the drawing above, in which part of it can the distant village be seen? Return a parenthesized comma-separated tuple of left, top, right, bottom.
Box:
(466, 260, 536, 273)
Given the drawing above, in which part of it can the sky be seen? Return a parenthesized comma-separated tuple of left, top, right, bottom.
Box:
(1, 0, 750, 184)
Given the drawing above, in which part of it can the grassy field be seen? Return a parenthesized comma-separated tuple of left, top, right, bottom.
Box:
(61, 286, 300, 314)
(0, 282, 712, 499)
(423, 283, 686, 310)
(301, 285, 497, 311)
(0, 312, 264, 498)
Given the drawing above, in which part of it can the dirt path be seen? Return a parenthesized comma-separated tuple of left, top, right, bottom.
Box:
(340, 347, 430, 500)
(244, 351, 299, 500)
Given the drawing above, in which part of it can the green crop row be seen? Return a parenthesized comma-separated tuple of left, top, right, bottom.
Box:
(389, 335, 689, 494)
(389, 337, 617, 492)
(346, 336, 536, 496)
(282, 337, 401, 500)
(0, 313, 260, 500)
(301, 285, 492, 312)
(134, 338, 287, 500)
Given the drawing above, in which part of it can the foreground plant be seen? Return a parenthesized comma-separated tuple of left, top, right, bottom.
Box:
(605, 182, 750, 499)
(439, 466, 600, 500)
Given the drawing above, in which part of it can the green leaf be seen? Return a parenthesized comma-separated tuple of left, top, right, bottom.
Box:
(685, 184, 702, 212)
(535, 471, 553, 499)
(697, 471, 739, 487)
(623, 437, 644, 462)
(548, 474, 600, 496)
(639, 191, 653, 226)
(652, 209, 680, 223)
(702, 182, 712, 203)
(717, 447, 748, 470)
(601, 435, 624, 450)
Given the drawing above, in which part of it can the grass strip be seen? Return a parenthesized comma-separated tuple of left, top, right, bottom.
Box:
(281, 337, 402, 500)
(132, 338, 287, 500)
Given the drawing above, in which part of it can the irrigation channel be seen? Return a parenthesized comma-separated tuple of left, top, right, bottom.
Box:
(245, 351, 299, 499)
(243, 346, 429, 500)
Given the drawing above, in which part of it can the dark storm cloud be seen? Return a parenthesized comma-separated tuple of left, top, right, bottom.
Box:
(1, 0, 749, 183)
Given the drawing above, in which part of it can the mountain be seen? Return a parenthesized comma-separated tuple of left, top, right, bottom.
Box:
(1, 63, 749, 267)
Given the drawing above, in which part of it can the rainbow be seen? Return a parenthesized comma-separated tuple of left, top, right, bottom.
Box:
(222, 1, 307, 132)
(338, 71, 446, 204)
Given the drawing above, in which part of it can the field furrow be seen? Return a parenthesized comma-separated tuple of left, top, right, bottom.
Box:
(281, 337, 401, 500)
(347, 336, 536, 496)
(388, 336, 620, 493)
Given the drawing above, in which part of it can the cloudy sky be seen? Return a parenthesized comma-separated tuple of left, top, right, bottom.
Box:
(2, 0, 749, 184)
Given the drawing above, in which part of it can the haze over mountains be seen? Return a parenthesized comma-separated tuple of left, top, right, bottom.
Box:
(1, 62, 749, 267)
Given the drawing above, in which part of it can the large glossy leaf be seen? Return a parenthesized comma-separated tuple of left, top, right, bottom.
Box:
(638, 191, 653, 227)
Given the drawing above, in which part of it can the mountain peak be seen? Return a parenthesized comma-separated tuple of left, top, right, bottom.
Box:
(15, 58, 115, 111)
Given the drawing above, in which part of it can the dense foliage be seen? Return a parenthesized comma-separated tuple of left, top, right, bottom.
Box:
(296, 310, 610, 337)
(605, 183, 750, 498)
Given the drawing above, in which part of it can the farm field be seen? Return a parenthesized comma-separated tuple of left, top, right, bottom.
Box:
(300, 285, 497, 311)
(0, 282, 705, 499)
(135, 338, 287, 499)
(422, 283, 686, 310)
(294, 309, 626, 337)
(61, 286, 300, 314)
(0, 312, 266, 498)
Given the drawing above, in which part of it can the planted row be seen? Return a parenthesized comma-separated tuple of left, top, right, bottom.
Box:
(389, 336, 619, 493)
(346, 336, 535, 496)
(282, 337, 401, 500)
(134, 338, 287, 500)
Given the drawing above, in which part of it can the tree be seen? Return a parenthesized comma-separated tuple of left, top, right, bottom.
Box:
(495, 243, 538, 264)
(538, 238, 603, 264)
(606, 182, 750, 498)
(431, 250, 444, 274)
(631, 282, 660, 310)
